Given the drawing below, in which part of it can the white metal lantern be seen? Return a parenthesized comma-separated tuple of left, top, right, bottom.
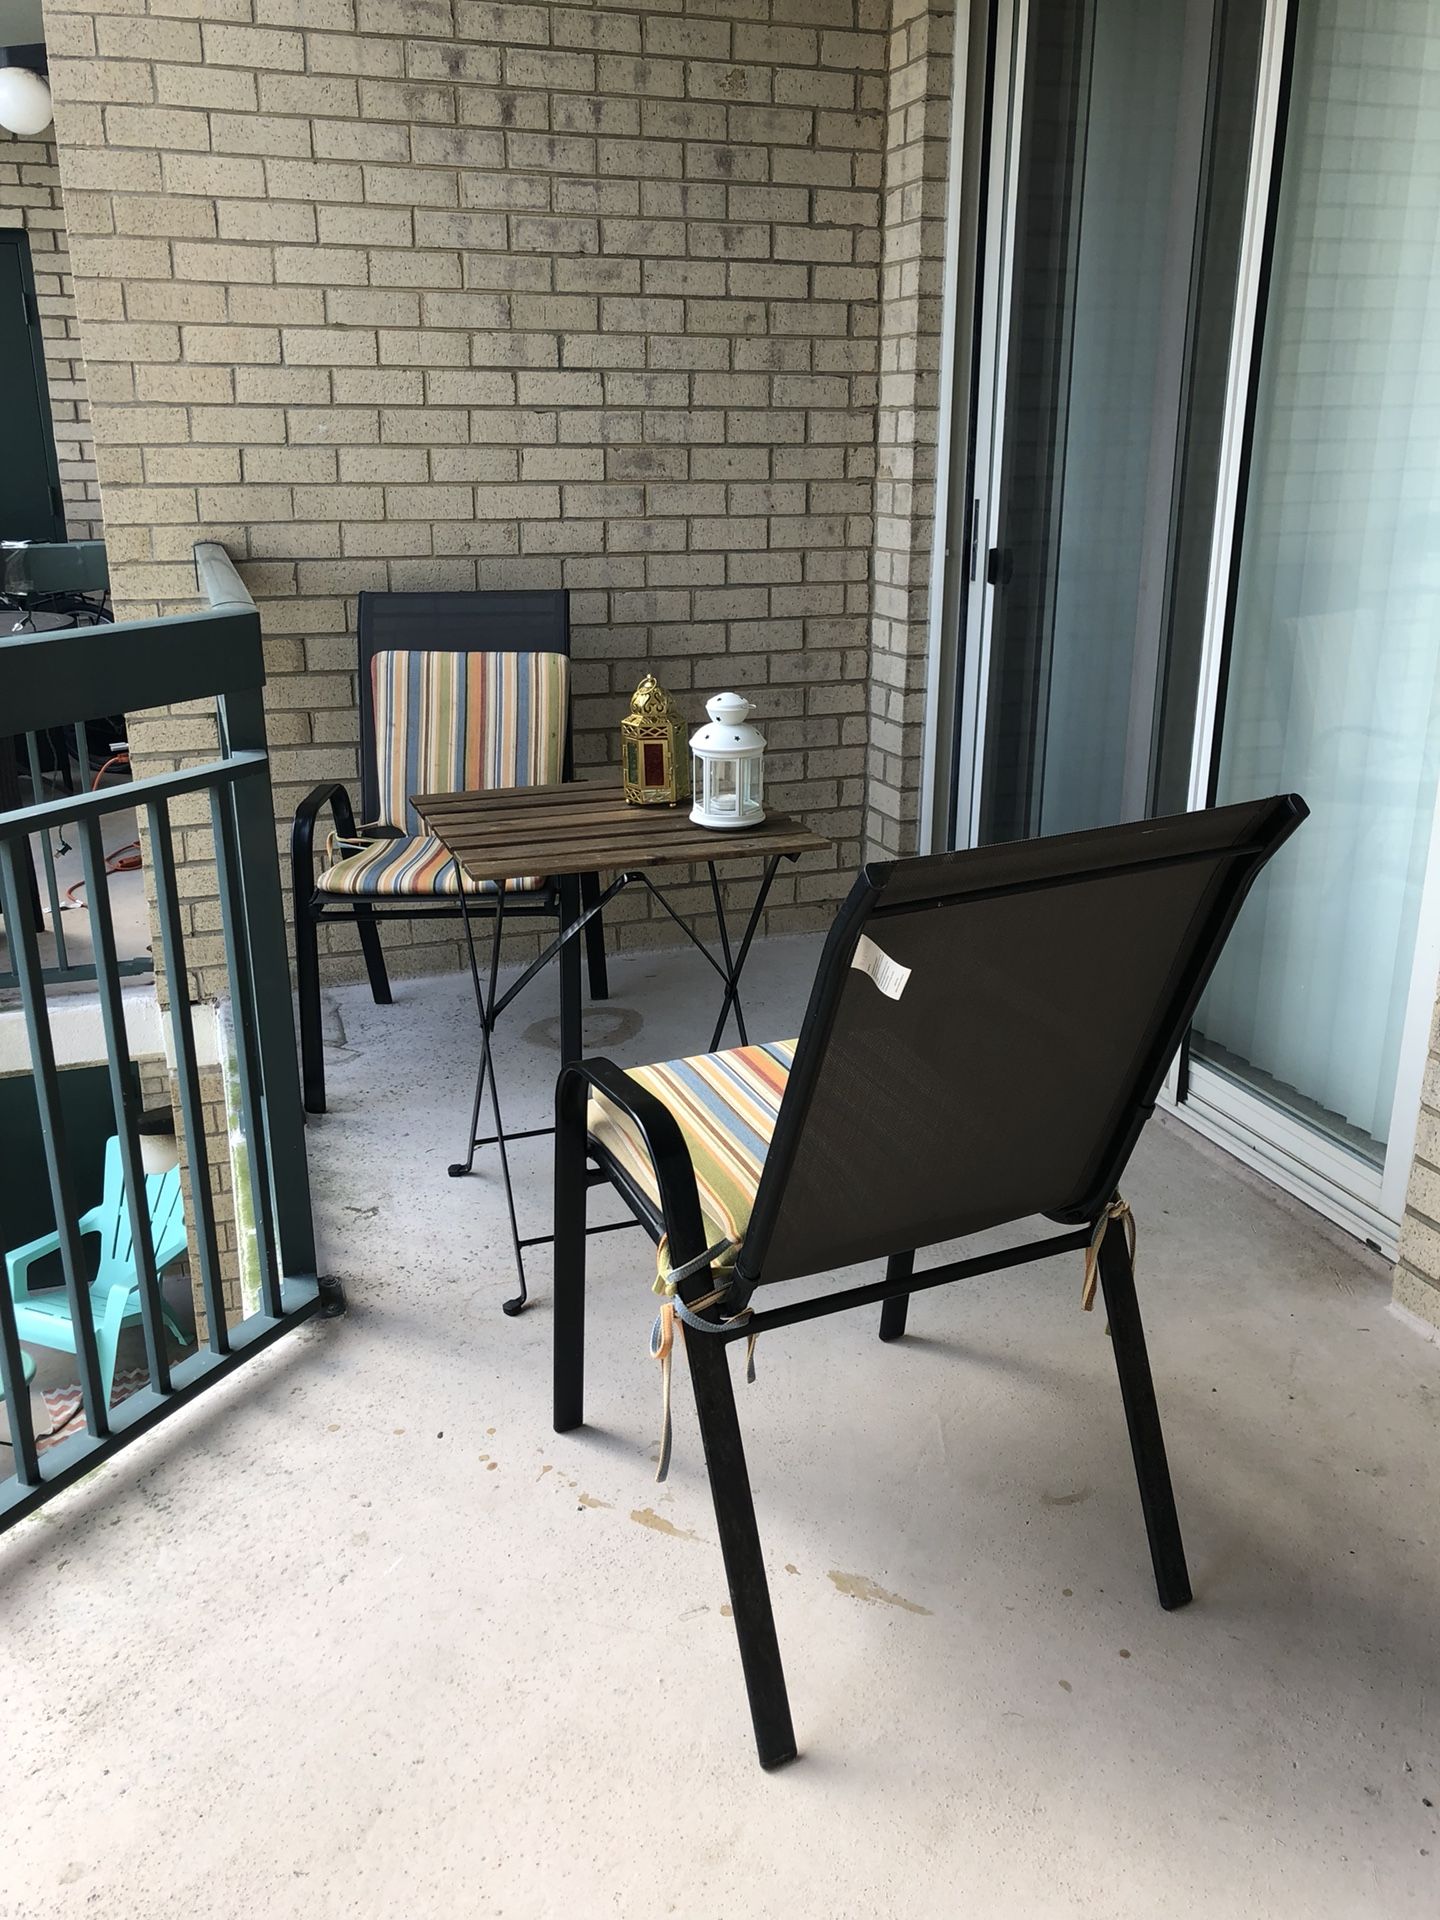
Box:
(690, 691, 766, 829)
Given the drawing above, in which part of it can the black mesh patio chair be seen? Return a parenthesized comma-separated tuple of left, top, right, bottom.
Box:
(552, 794, 1306, 1768)
(292, 589, 608, 1116)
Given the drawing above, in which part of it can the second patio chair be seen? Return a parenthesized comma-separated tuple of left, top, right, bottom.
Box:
(6, 1134, 188, 1411)
(552, 793, 1306, 1769)
(291, 589, 608, 1115)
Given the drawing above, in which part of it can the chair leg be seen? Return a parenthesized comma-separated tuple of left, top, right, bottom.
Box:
(553, 1074, 588, 1432)
(878, 1250, 914, 1341)
(354, 903, 391, 1005)
(686, 1333, 797, 1769)
(295, 900, 326, 1115)
(579, 870, 608, 1002)
(98, 1292, 130, 1412)
(1097, 1216, 1192, 1611)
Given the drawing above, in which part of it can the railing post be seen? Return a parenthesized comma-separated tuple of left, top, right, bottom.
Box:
(216, 678, 319, 1286)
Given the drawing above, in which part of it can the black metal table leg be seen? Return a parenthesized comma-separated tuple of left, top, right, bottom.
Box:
(450, 886, 506, 1179)
(502, 874, 584, 1317)
(709, 854, 782, 1052)
(558, 871, 583, 1067)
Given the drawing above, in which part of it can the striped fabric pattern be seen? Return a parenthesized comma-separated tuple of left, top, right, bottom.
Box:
(371, 648, 568, 833)
(588, 1039, 796, 1283)
(319, 647, 567, 898)
(314, 834, 543, 897)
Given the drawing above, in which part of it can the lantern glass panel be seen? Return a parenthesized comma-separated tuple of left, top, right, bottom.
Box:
(743, 758, 763, 810)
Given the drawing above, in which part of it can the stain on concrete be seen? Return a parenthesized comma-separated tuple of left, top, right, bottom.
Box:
(524, 1007, 644, 1052)
(1041, 1487, 1092, 1507)
(720, 1604, 732, 1618)
(827, 1571, 932, 1616)
(1118, 1649, 1131, 1659)
(784, 1563, 798, 1575)
(1058, 1680, 1072, 1692)
(631, 1507, 700, 1541)
(577, 1492, 611, 1510)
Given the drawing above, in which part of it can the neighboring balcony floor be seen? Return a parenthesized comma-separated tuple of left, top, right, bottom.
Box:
(3, 935, 1437, 1919)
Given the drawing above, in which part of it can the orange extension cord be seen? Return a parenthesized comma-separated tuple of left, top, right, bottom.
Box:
(63, 751, 140, 904)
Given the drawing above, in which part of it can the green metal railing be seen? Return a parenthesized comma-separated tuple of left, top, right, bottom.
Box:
(2, 539, 125, 989)
(0, 726, 149, 993)
(0, 544, 339, 1531)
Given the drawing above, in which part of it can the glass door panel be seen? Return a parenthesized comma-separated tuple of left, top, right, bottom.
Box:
(1191, 0, 1440, 1168)
(976, 0, 1237, 844)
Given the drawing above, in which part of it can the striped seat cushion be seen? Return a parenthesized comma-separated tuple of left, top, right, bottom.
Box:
(587, 1039, 795, 1287)
(371, 647, 568, 834)
(314, 834, 545, 897)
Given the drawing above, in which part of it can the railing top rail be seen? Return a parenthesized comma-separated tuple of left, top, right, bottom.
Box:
(193, 541, 255, 615)
(0, 605, 264, 736)
(0, 748, 268, 839)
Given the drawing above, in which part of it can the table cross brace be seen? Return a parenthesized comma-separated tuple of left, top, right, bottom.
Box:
(449, 853, 789, 1314)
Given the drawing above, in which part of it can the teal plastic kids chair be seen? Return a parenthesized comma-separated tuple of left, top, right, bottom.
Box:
(5, 1136, 188, 1409)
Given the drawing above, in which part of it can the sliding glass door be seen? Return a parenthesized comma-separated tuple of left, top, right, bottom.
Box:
(950, 0, 1440, 1246)
(960, 0, 1263, 845)
(1186, 0, 1440, 1231)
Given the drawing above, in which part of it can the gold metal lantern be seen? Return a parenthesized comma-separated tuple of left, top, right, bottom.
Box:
(621, 674, 688, 806)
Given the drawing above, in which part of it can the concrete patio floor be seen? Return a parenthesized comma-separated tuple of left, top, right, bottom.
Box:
(3, 934, 1438, 1918)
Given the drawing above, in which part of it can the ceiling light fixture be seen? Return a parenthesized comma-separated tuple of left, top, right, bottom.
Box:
(0, 44, 52, 138)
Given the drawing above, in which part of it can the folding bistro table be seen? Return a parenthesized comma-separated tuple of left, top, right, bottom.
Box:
(412, 780, 829, 1311)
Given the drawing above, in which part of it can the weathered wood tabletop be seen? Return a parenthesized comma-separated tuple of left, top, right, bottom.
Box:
(412, 779, 830, 883)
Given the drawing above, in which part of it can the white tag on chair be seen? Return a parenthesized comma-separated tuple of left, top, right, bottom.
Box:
(850, 933, 911, 1001)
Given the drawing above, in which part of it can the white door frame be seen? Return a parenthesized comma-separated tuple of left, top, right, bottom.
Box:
(918, 0, 987, 855)
(929, 0, 1030, 854)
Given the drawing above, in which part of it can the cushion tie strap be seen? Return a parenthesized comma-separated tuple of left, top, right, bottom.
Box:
(656, 1236, 739, 1298)
(323, 825, 381, 868)
(1082, 1195, 1136, 1312)
(649, 1249, 756, 1484)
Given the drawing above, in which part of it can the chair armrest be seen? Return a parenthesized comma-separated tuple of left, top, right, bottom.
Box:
(291, 780, 362, 903)
(557, 1057, 715, 1299)
(6, 1229, 61, 1294)
(7, 1216, 101, 1296)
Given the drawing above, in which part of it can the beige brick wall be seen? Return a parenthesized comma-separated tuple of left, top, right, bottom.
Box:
(0, 127, 103, 541)
(46, 0, 905, 994)
(866, 0, 952, 857)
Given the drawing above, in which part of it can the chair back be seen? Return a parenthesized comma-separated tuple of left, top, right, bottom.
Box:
(738, 796, 1307, 1288)
(356, 590, 571, 829)
(95, 1137, 188, 1288)
(368, 648, 569, 834)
